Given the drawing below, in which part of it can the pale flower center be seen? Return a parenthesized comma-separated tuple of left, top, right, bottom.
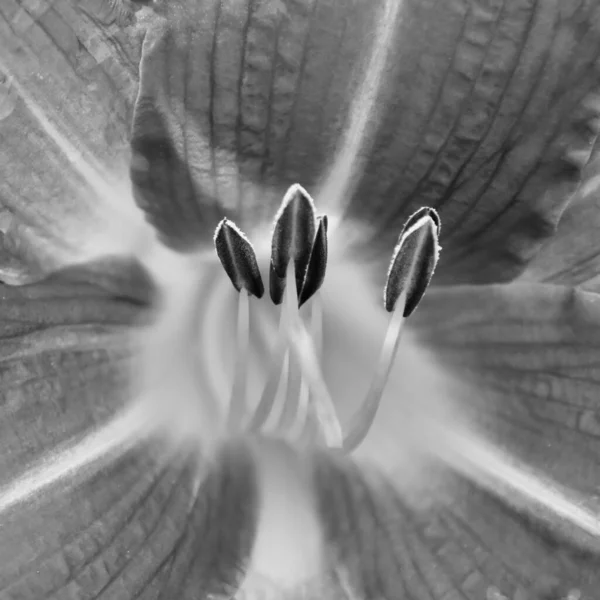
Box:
(133, 239, 371, 455)
(133, 191, 441, 463)
(131, 226, 441, 590)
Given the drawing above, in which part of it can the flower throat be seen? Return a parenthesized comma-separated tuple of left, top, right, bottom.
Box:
(213, 184, 441, 453)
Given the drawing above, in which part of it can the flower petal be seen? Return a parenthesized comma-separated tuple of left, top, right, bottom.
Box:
(131, 0, 600, 286)
(50, 257, 156, 305)
(1, 443, 258, 599)
(131, 0, 365, 247)
(0, 1, 151, 282)
(2, 0, 142, 164)
(0, 276, 142, 482)
(522, 159, 600, 290)
(313, 456, 599, 599)
(413, 283, 600, 547)
(0, 273, 257, 598)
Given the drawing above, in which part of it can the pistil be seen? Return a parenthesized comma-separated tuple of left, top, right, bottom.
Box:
(250, 273, 294, 433)
(229, 289, 250, 429)
(273, 262, 303, 437)
(253, 261, 299, 435)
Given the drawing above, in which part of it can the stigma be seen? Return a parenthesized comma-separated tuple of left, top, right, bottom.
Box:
(207, 184, 441, 454)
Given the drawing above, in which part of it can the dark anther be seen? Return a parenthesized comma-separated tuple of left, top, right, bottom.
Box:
(384, 207, 440, 316)
(214, 218, 265, 298)
(269, 184, 317, 305)
(298, 216, 329, 307)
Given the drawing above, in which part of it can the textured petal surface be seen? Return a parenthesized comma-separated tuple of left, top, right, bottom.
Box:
(0, 443, 258, 600)
(0, 0, 150, 283)
(354, 0, 600, 285)
(412, 283, 600, 499)
(0, 275, 142, 482)
(522, 158, 600, 290)
(313, 457, 599, 600)
(131, 0, 600, 286)
(0, 273, 257, 599)
(411, 283, 600, 582)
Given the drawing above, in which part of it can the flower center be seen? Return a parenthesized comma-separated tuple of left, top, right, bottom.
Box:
(134, 185, 440, 459)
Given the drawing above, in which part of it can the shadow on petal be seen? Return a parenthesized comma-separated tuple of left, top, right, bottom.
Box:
(129, 0, 387, 248)
(522, 157, 600, 291)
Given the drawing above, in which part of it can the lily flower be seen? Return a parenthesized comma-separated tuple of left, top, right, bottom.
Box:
(2, 0, 600, 598)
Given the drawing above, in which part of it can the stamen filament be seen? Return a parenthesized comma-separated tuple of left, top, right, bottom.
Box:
(343, 293, 406, 451)
(250, 265, 342, 447)
(288, 299, 323, 444)
(279, 351, 303, 434)
(249, 263, 297, 431)
(249, 328, 288, 431)
(228, 290, 251, 429)
(286, 321, 342, 448)
(267, 352, 291, 431)
(288, 377, 311, 443)
(281, 262, 342, 447)
(305, 300, 324, 443)
(268, 262, 300, 433)
(310, 295, 324, 358)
